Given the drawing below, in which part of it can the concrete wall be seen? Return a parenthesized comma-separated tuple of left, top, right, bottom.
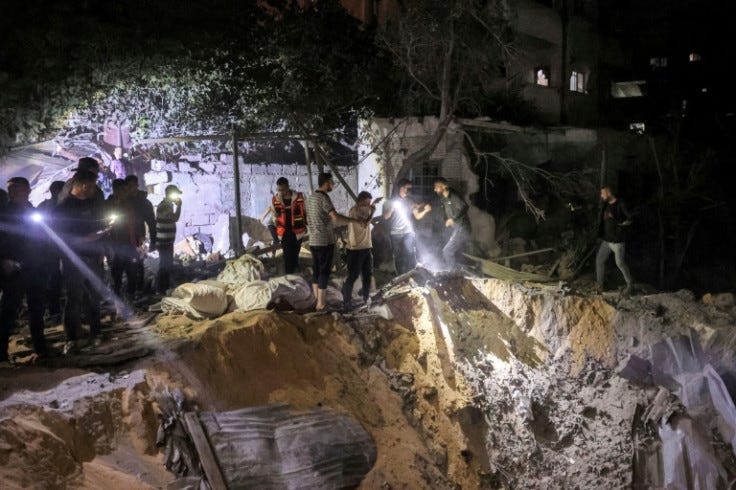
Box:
(145, 154, 358, 247)
(510, 0, 612, 127)
(358, 117, 497, 255)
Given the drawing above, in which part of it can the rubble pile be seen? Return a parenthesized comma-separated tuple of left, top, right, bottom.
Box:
(3, 269, 736, 488)
(0, 370, 167, 489)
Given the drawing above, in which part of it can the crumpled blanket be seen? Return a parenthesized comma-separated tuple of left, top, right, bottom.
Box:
(231, 275, 315, 311)
(161, 281, 229, 319)
(216, 254, 264, 285)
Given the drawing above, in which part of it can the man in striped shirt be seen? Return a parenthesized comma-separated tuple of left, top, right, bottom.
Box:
(306, 172, 366, 311)
(155, 185, 182, 294)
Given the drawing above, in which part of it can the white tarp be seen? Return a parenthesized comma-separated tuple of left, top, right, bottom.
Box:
(231, 275, 315, 311)
(161, 281, 229, 319)
(217, 254, 264, 285)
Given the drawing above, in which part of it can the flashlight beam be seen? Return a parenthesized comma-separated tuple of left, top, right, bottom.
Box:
(37, 221, 134, 321)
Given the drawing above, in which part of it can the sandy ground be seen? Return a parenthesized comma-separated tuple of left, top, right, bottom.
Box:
(2, 273, 736, 488)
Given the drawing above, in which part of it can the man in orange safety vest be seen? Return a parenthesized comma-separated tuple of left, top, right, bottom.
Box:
(270, 177, 307, 274)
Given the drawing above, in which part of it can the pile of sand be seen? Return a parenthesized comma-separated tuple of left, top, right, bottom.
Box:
(3, 274, 736, 488)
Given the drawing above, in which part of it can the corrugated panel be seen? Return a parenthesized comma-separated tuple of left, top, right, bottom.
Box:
(197, 404, 376, 490)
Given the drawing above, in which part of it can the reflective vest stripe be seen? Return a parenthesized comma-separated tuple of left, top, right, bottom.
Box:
(273, 192, 307, 236)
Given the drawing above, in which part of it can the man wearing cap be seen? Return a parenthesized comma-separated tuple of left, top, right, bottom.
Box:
(0, 177, 48, 365)
(58, 157, 105, 204)
(156, 185, 182, 294)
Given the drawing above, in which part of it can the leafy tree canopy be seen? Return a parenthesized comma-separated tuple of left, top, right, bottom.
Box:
(0, 0, 392, 154)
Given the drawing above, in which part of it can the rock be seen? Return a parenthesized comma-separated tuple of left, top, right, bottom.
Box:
(713, 293, 735, 310)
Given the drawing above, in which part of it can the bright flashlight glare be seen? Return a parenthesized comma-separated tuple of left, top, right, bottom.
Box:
(170, 192, 181, 200)
(109, 214, 118, 223)
(31, 212, 43, 223)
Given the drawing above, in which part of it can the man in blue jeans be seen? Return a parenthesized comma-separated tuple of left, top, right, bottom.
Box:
(596, 185, 634, 295)
(382, 178, 431, 275)
(434, 177, 470, 270)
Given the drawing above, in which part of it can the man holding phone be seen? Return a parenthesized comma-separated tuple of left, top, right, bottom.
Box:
(342, 191, 381, 311)
(55, 170, 108, 352)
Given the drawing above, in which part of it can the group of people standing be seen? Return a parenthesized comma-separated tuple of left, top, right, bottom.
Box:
(0, 156, 183, 365)
(263, 172, 472, 312)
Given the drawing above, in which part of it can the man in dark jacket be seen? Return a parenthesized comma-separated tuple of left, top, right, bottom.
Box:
(125, 175, 156, 293)
(38, 181, 65, 321)
(0, 177, 48, 364)
(57, 157, 105, 205)
(434, 177, 470, 270)
(596, 185, 634, 294)
(106, 179, 138, 300)
(55, 170, 109, 352)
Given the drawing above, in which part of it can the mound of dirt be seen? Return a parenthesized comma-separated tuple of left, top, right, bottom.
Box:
(4, 272, 736, 489)
(0, 370, 166, 489)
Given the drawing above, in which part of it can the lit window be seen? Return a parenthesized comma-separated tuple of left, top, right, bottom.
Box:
(650, 57, 668, 69)
(689, 52, 701, 62)
(570, 71, 585, 93)
(611, 81, 646, 98)
(535, 67, 550, 87)
(629, 122, 646, 134)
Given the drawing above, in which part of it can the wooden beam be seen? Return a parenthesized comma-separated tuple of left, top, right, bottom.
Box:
(301, 140, 314, 192)
(135, 132, 308, 146)
(493, 248, 556, 262)
(457, 118, 524, 134)
(312, 143, 358, 201)
(232, 128, 244, 256)
(184, 412, 229, 490)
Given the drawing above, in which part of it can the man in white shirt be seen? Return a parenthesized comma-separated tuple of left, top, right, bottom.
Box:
(342, 191, 381, 310)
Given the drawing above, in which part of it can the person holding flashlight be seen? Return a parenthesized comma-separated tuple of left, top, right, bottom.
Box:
(0, 177, 48, 365)
(156, 185, 182, 294)
(106, 179, 138, 301)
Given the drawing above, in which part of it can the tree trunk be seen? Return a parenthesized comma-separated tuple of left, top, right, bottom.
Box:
(648, 136, 666, 289)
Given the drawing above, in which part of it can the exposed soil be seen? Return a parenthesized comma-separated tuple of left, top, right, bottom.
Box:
(2, 275, 736, 489)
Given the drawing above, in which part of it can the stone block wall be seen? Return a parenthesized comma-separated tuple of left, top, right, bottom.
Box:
(145, 155, 359, 247)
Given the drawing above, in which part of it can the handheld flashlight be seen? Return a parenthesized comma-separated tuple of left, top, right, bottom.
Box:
(109, 213, 118, 224)
(30, 212, 43, 223)
(170, 191, 181, 200)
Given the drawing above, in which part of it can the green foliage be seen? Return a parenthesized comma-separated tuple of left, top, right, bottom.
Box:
(0, 0, 390, 154)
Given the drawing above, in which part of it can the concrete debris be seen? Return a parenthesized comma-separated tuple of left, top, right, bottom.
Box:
(152, 387, 204, 483)
(619, 330, 736, 489)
